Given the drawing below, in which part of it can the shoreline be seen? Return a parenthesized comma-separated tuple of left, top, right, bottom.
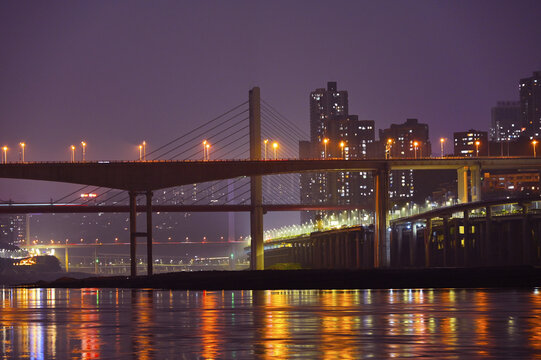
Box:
(24, 266, 541, 290)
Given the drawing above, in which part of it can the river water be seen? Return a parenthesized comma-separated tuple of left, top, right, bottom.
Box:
(1, 287, 541, 359)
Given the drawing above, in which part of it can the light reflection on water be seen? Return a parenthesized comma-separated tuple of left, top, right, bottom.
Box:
(1, 287, 541, 358)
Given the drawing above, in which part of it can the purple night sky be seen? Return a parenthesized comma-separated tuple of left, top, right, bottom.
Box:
(1, 0, 541, 202)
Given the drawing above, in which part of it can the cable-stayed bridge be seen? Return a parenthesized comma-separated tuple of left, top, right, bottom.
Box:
(1, 88, 541, 276)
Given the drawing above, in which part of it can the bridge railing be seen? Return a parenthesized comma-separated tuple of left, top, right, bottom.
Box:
(245, 209, 374, 243)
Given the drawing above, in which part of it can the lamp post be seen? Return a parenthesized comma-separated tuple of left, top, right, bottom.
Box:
(81, 141, 86, 162)
(264, 139, 268, 160)
(206, 143, 210, 160)
(202, 140, 207, 160)
(272, 141, 278, 160)
(19, 142, 26, 162)
(413, 141, 419, 159)
(139, 145, 143, 161)
(340, 141, 345, 159)
(440, 138, 445, 157)
(70, 145, 75, 162)
(475, 140, 480, 157)
(323, 138, 329, 158)
(2, 146, 7, 164)
(533, 140, 538, 157)
(142, 141, 146, 161)
(386, 139, 393, 159)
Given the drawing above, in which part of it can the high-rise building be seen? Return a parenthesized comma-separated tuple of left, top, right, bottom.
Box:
(490, 101, 522, 142)
(378, 119, 432, 200)
(0, 215, 27, 248)
(520, 71, 541, 139)
(453, 129, 488, 157)
(310, 82, 348, 145)
(300, 82, 374, 222)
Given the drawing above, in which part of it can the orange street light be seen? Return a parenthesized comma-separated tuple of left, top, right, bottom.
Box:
(272, 141, 278, 160)
(323, 138, 329, 158)
(19, 142, 26, 162)
(475, 140, 480, 157)
(202, 140, 208, 160)
(386, 138, 393, 159)
(139, 145, 143, 161)
(2, 146, 7, 164)
(413, 141, 419, 159)
(440, 138, 445, 157)
(340, 141, 345, 159)
(142, 141, 147, 161)
(81, 141, 87, 162)
(264, 139, 269, 160)
(206, 143, 211, 160)
(70, 145, 76, 162)
(533, 140, 538, 158)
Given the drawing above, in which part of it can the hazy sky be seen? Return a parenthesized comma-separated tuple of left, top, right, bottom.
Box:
(1, 0, 541, 202)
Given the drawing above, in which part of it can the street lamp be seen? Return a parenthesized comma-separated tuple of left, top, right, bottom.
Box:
(272, 141, 278, 160)
(440, 138, 445, 157)
(2, 146, 7, 164)
(202, 140, 208, 160)
(532, 140, 538, 157)
(206, 143, 210, 160)
(139, 145, 143, 161)
(323, 138, 329, 158)
(340, 141, 345, 159)
(142, 141, 146, 161)
(81, 141, 86, 162)
(413, 141, 419, 159)
(70, 145, 75, 162)
(19, 142, 26, 162)
(475, 140, 480, 157)
(264, 139, 268, 160)
(386, 139, 393, 159)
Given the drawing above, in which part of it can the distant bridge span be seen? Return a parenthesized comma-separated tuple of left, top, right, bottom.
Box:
(0, 203, 362, 214)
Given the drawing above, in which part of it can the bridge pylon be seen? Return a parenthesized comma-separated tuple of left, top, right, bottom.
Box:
(249, 87, 264, 270)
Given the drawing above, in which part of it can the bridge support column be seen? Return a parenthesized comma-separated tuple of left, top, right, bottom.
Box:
(470, 165, 482, 202)
(463, 210, 470, 266)
(457, 167, 469, 203)
(410, 223, 417, 266)
(521, 202, 531, 265)
(128, 190, 154, 277)
(484, 206, 492, 266)
(249, 86, 264, 270)
(146, 191, 153, 276)
(355, 232, 361, 269)
(442, 216, 449, 267)
(129, 191, 137, 277)
(374, 166, 389, 268)
(424, 218, 432, 267)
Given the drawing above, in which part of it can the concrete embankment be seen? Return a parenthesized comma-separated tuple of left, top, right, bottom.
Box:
(29, 266, 541, 290)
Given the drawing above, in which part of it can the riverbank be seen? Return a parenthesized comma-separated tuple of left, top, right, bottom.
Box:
(29, 266, 541, 290)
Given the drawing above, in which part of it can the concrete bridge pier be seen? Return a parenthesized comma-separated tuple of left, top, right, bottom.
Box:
(457, 165, 482, 204)
(128, 190, 154, 277)
(249, 86, 264, 270)
(374, 165, 390, 268)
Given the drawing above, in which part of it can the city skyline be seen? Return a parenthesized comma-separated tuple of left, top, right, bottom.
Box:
(1, 2, 540, 164)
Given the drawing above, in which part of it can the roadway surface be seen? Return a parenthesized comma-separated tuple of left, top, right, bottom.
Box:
(1, 157, 540, 191)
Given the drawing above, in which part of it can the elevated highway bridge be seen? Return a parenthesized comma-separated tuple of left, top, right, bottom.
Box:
(1, 87, 540, 275)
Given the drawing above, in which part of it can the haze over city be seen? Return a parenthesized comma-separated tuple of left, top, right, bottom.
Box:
(3, 2, 541, 358)
(1, 0, 541, 202)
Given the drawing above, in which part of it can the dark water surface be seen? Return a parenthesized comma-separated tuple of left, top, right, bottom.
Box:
(1, 287, 541, 359)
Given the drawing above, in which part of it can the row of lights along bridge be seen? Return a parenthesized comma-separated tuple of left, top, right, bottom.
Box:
(1, 138, 539, 164)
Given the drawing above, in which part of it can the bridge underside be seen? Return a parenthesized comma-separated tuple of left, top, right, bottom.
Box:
(0, 157, 539, 191)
